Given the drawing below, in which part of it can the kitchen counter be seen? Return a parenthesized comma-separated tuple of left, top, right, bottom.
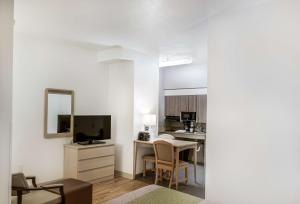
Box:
(159, 131, 206, 140)
(159, 131, 206, 164)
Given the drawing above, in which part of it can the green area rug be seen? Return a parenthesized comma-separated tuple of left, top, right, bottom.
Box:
(127, 187, 202, 204)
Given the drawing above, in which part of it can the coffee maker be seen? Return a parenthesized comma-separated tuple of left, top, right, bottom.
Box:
(181, 112, 196, 132)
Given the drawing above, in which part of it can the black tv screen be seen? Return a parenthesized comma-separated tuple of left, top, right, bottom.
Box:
(73, 115, 111, 143)
(57, 115, 71, 133)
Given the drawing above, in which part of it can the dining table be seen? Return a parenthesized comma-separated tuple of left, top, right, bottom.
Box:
(133, 139, 198, 190)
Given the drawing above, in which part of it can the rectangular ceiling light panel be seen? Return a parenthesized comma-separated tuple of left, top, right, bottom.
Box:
(159, 55, 193, 68)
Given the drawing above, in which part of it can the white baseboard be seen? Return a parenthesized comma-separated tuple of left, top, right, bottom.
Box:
(115, 170, 134, 180)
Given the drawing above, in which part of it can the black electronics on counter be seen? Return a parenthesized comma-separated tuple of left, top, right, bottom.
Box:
(138, 131, 150, 141)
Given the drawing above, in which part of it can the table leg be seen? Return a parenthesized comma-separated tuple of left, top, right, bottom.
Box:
(175, 147, 179, 190)
(194, 145, 197, 184)
(133, 141, 137, 179)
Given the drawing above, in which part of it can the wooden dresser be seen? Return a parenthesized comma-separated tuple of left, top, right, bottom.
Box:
(64, 142, 115, 184)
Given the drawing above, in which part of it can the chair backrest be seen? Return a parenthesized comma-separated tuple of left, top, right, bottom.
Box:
(11, 173, 30, 196)
(153, 140, 174, 168)
(158, 134, 175, 140)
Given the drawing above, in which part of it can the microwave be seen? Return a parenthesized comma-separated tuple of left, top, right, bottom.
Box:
(181, 112, 196, 121)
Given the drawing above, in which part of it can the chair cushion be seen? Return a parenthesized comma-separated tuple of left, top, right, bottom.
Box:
(11, 190, 61, 204)
(179, 160, 189, 167)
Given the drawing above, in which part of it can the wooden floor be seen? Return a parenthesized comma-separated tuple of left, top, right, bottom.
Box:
(93, 176, 149, 204)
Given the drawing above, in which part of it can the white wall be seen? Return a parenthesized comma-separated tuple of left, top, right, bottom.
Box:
(0, 0, 14, 203)
(12, 34, 109, 182)
(133, 54, 159, 174)
(12, 36, 159, 181)
(161, 63, 207, 90)
(107, 60, 134, 175)
(104, 50, 159, 176)
(206, 1, 300, 203)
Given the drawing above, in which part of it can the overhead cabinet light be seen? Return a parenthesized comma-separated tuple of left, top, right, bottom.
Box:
(159, 55, 193, 68)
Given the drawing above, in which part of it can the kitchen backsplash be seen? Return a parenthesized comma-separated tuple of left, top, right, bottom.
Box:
(161, 121, 206, 133)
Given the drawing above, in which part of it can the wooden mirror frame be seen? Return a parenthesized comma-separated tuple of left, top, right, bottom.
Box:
(44, 88, 74, 138)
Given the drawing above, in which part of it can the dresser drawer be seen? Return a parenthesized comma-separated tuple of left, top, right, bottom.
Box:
(78, 145, 114, 160)
(78, 166, 114, 182)
(78, 155, 114, 172)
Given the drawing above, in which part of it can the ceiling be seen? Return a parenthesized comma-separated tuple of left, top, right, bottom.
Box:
(14, 0, 271, 59)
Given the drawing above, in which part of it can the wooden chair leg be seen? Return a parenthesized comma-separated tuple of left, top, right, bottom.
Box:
(155, 168, 159, 184)
(143, 160, 146, 177)
(159, 169, 162, 182)
(185, 167, 189, 185)
(169, 170, 173, 188)
(17, 190, 23, 204)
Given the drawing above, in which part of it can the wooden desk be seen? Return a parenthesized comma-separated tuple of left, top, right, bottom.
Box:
(133, 139, 198, 190)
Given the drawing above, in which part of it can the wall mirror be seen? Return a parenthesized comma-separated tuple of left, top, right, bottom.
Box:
(44, 88, 74, 138)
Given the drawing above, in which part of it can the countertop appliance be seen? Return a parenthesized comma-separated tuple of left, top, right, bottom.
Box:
(138, 131, 150, 141)
(181, 112, 196, 121)
(181, 112, 196, 132)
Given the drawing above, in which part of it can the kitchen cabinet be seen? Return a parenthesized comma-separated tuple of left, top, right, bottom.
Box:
(174, 96, 181, 116)
(196, 95, 207, 123)
(165, 96, 180, 116)
(179, 96, 189, 112)
(188, 96, 197, 112)
(165, 96, 169, 115)
(165, 96, 171, 116)
(165, 95, 207, 123)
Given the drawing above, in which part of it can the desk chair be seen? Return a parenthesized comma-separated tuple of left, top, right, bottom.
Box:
(142, 134, 175, 177)
(153, 140, 189, 188)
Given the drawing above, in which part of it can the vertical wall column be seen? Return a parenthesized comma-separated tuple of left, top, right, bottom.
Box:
(98, 47, 159, 176)
(107, 60, 134, 176)
(0, 0, 14, 203)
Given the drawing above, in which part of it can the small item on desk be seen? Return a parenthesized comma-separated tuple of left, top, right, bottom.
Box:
(175, 130, 186, 133)
(189, 121, 195, 133)
(138, 131, 150, 141)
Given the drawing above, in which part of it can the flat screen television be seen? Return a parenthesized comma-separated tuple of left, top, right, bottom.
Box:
(73, 115, 111, 145)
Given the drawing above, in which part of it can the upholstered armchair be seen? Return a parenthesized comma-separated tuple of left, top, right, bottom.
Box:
(11, 173, 64, 204)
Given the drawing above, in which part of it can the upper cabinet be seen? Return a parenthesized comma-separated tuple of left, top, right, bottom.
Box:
(165, 96, 171, 116)
(188, 96, 197, 112)
(165, 96, 181, 116)
(165, 95, 207, 123)
(179, 96, 189, 112)
(196, 95, 207, 123)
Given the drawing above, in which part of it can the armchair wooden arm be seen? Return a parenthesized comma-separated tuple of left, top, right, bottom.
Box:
(25, 176, 37, 188)
(41, 184, 64, 189)
(12, 183, 64, 204)
(41, 184, 64, 199)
